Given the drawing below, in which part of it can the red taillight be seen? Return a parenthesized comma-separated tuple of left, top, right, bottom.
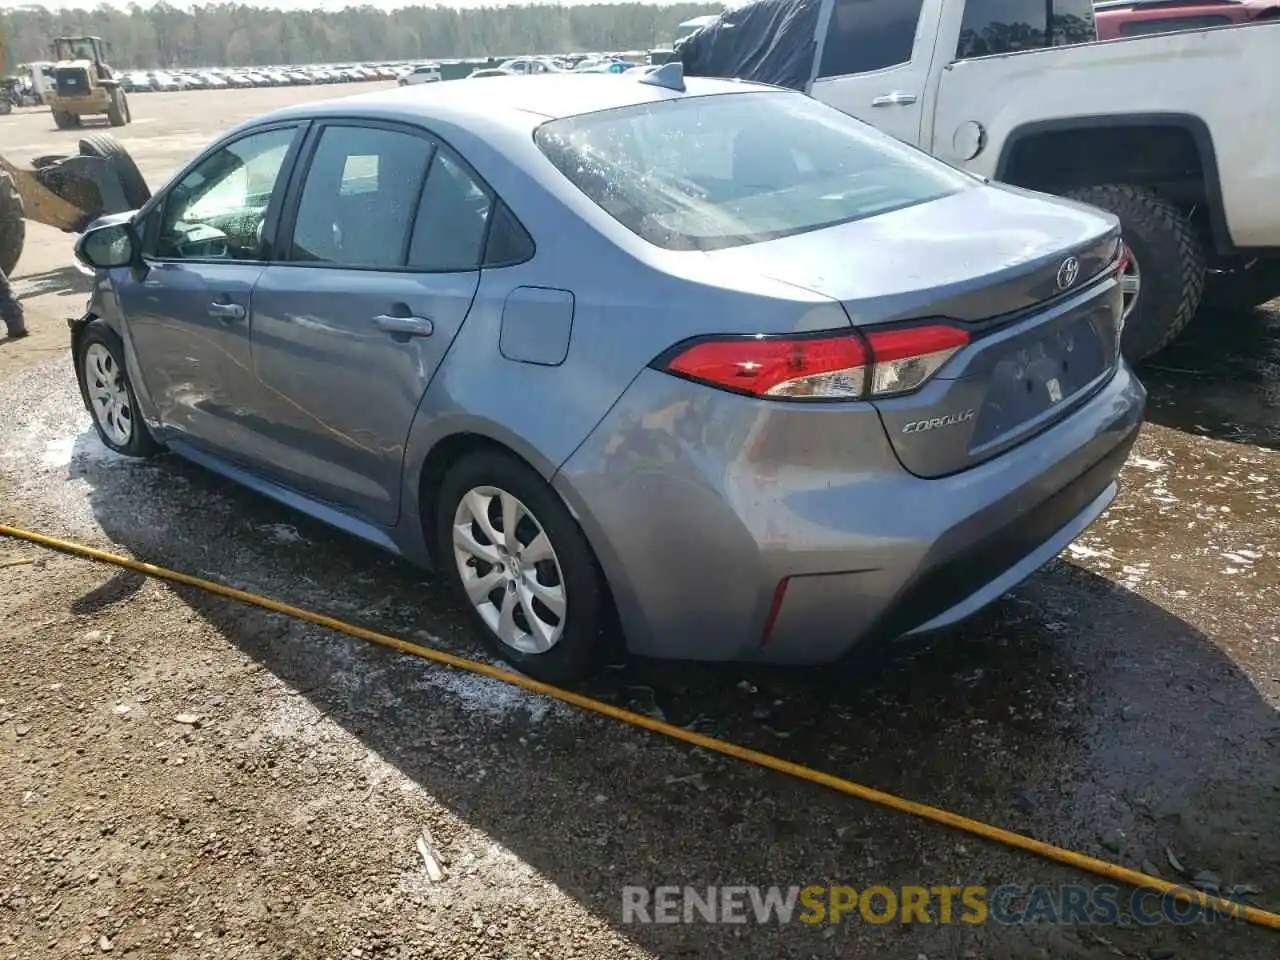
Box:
(661, 323, 968, 401)
(664, 334, 869, 400)
(864, 325, 970, 397)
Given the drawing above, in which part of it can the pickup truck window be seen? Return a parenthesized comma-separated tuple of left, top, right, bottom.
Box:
(536, 91, 973, 252)
(956, 0, 1095, 59)
(817, 0, 926, 78)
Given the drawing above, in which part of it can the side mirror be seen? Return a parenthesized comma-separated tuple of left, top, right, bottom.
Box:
(75, 221, 137, 270)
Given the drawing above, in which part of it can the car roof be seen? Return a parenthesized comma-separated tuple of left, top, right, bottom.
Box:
(259, 72, 773, 129)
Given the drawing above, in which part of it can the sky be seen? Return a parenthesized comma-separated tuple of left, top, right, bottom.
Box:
(0, 0, 699, 10)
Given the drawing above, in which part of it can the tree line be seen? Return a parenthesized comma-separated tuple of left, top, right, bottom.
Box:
(0, 1, 723, 70)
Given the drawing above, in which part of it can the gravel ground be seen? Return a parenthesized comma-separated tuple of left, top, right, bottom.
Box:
(2, 88, 1279, 959)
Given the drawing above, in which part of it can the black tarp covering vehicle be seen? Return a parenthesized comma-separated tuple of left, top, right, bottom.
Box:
(676, 0, 823, 91)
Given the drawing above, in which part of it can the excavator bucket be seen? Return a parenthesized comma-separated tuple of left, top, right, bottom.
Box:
(0, 134, 148, 276)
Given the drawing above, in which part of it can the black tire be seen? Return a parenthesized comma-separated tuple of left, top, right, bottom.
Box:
(78, 134, 151, 208)
(1200, 261, 1280, 313)
(1066, 183, 1206, 362)
(0, 171, 25, 278)
(75, 321, 161, 458)
(436, 449, 605, 683)
(106, 88, 126, 127)
(53, 110, 77, 130)
(0, 99, 12, 116)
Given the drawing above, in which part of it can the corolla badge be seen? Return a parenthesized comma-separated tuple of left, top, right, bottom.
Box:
(1056, 256, 1081, 291)
(902, 409, 976, 434)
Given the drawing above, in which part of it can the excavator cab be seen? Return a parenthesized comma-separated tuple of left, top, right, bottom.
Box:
(55, 37, 105, 64)
(46, 35, 130, 129)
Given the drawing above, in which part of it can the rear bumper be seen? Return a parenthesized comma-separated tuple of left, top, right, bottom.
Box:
(554, 361, 1145, 664)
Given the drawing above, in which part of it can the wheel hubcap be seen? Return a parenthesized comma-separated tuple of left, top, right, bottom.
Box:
(452, 486, 566, 655)
(1120, 249, 1141, 325)
(84, 342, 133, 446)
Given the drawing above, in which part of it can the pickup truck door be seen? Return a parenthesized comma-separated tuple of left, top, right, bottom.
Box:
(808, 0, 944, 146)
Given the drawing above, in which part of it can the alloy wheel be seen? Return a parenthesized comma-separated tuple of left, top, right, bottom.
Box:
(452, 485, 567, 655)
(84, 342, 133, 446)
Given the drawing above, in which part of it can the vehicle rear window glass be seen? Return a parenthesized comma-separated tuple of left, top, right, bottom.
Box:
(957, 0, 1095, 58)
(818, 0, 926, 78)
(534, 91, 972, 252)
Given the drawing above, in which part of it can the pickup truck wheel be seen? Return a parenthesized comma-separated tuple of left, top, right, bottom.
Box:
(1066, 184, 1205, 362)
(1200, 261, 1280, 312)
(0, 171, 25, 277)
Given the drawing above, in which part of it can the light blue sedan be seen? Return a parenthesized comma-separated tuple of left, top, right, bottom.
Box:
(71, 70, 1144, 681)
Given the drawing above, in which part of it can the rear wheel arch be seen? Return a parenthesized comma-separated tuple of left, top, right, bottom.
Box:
(415, 431, 564, 563)
(993, 114, 1230, 256)
(419, 432, 623, 676)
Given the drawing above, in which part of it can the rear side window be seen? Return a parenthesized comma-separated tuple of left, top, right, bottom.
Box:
(290, 126, 431, 268)
(407, 150, 492, 271)
(483, 201, 535, 266)
(535, 91, 972, 252)
(818, 0, 926, 77)
(957, 0, 1095, 58)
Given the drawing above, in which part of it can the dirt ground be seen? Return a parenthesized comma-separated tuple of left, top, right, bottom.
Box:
(2, 87, 1279, 960)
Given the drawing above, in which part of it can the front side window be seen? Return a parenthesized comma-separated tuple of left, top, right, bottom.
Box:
(818, 0, 926, 78)
(155, 126, 296, 261)
(535, 91, 972, 252)
(289, 126, 433, 269)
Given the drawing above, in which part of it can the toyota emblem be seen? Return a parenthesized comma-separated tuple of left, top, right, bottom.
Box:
(1056, 256, 1081, 290)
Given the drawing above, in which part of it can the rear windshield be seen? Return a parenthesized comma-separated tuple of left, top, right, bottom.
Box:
(534, 91, 974, 252)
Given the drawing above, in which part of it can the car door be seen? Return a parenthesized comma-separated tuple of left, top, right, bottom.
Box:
(117, 123, 302, 457)
(248, 122, 491, 526)
(808, 0, 941, 145)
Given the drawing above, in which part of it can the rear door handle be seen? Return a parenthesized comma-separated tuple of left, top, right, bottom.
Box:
(871, 92, 917, 107)
(208, 301, 246, 320)
(374, 314, 434, 338)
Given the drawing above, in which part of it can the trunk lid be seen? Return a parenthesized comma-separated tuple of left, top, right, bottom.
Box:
(702, 184, 1123, 477)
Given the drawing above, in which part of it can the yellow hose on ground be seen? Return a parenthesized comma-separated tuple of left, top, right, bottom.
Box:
(2, 521, 1277, 932)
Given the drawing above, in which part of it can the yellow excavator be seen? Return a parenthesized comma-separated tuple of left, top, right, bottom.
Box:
(0, 27, 149, 275)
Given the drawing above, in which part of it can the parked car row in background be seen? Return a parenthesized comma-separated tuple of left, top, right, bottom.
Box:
(120, 62, 420, 92)
(114, 51, 668, 92)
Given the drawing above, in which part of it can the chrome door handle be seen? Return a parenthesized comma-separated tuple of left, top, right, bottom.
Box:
(871, 92, 917, 107)
(374, 314, 434, 338)
(208, 301, 246, 320)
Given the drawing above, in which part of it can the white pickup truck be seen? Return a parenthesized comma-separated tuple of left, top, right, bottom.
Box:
(679, 0, 1280, 361)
